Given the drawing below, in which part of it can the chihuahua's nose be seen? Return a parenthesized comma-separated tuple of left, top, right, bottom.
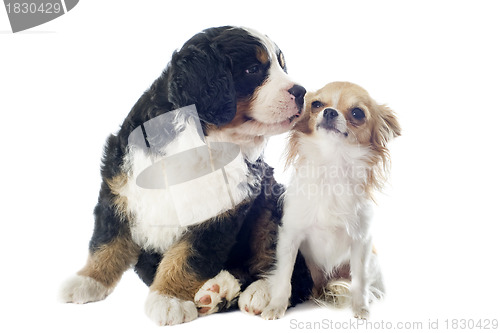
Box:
(288, 85, 306, 108)
(323, 108, 339, 120)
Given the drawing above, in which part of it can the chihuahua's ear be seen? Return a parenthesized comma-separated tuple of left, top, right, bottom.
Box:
(375, 104, 401, 145)
(370, 104, 401, 164)
(383, 105, 401, 139)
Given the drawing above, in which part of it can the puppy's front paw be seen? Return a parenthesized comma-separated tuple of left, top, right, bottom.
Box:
(261, 301, 288, 320)
(238, 279, 271, 315)
(194, 270, 240, 315)
(59, 275, 111, 304)
(145, 291, 198, 326)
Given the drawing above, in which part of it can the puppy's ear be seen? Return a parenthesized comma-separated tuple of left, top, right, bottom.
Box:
(167, 44, 236, 126)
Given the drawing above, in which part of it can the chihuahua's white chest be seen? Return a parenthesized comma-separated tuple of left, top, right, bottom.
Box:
(300, 223, 352, 273)
(282, 150, 373, 273)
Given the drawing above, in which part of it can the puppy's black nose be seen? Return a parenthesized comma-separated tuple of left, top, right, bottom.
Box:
(288, 85, 306, 99)
(323, 108, 339, 120)
(288, 85, 306, 108)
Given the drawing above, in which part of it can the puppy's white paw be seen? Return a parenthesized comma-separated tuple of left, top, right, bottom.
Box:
(238, 279, 271, 315)
(194, 270, 240, 315)
(59, 275, 111, 304)
(145, 291, 198, 326)
(261, 301, 288, 320)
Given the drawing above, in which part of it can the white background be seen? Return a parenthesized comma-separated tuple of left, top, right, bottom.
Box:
(1, 1, 499, 332)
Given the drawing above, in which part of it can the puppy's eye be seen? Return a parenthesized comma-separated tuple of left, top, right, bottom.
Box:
(311, 101, 323, 109)
(351, 108, 365, 120)
(245, 65, 260, 74)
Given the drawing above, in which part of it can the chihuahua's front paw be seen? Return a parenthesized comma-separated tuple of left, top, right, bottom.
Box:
(352, 289, 370, 320)
(239, 279, 271, 315)
(352, 303, 370, 320)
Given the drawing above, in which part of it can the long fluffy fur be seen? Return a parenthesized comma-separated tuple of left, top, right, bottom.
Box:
(259, 81, 400, 320)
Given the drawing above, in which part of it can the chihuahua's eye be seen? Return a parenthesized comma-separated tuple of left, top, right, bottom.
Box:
(351, 108, 365, 120)
(245, 65, 260, 74)
(311, 101, 323, 109)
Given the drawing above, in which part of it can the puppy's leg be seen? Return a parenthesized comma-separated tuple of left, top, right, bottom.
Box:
(145, 251, 242, 325)
(350, 238, 372, 319)
(146, 217, 244, 325)
(60, 182, 140, 304)
(145, 240, 200, 326)
(260, 226, 303, 320)
(239, 200, 280, 316)
(61, 234, 139, 304)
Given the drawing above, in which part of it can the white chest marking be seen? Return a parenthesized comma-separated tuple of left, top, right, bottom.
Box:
(281, 135, 374, 273)
(118, 117, 254, 253)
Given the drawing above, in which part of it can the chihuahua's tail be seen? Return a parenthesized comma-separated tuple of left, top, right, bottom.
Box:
(314, 253, 385, 309)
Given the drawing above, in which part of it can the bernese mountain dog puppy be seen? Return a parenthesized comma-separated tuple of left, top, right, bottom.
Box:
(60, 26, 312, 325)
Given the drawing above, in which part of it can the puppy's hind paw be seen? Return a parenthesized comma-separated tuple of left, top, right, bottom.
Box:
(194, 270, 240, 316)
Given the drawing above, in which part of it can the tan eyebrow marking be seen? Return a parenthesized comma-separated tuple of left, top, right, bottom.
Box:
(256, 46, 269, 64)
